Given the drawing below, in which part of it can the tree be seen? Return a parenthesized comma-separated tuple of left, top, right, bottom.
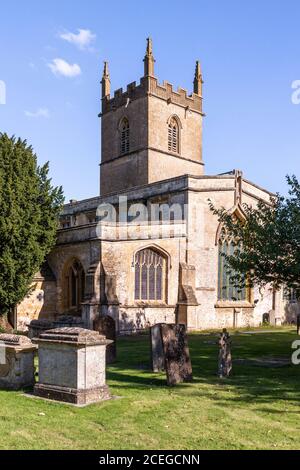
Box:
(0, 133, 64, 318)
(210, 176, 300, 292)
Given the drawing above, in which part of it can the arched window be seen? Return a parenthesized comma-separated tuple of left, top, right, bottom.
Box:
(63, 259, 85, 313)
(134, 248, 167, 302)
(120, 118, 130, 155)
(218, 230, 249, 301)
(168, 117, 179, 154)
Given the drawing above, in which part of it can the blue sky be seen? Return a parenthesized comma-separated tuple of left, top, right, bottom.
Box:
(0, 0, 299, 200)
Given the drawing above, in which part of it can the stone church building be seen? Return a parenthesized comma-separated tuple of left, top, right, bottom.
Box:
(16, 39, 291, 334)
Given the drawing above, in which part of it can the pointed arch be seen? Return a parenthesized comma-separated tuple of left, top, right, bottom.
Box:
(62, 258, 86, 313)
(215, 205, 250, 302)
(215, 203, 246, 246)
(167, 115, 182, 154)
(134, 246, 168, 302)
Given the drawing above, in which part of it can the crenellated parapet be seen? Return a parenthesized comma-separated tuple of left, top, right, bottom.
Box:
(102, 80, 146, 114)
(102, 75, 203, 115)
(148, 77, 203, 114)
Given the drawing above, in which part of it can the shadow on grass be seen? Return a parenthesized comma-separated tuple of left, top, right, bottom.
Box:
(107, 332, 300, 408)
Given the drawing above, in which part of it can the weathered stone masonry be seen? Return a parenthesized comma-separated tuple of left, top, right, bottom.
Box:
(16, 38, 293, 333)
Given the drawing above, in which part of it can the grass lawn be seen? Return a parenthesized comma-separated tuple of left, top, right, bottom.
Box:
(0, 328, 300, 450)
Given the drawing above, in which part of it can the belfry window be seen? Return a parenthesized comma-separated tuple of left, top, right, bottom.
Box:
(218, 231, 249, 302)
(168, 117, 179, 154)
(120, 118, 130, 155)
(134, 248, 166, 302)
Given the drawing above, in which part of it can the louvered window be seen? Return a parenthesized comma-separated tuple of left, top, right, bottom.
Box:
(168, 117, 179, 153)
(120, 118, 130, 155)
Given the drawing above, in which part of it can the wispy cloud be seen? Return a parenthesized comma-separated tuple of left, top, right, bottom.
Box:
(25, 108, 50, 119)
(60, 28, 96, 50)
(47, 58, 81, 77)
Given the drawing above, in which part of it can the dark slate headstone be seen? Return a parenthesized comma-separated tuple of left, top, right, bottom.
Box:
(150, 324, 165, 372)
(218, 328, 232, 378)
(160, 324, 193, 386)
(94, 316, 116, 364)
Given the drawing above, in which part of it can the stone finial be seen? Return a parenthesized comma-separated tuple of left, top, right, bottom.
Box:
(193, 60, 203, 96)
(101, 61, 111, 98)
(144, 37, 155, 77)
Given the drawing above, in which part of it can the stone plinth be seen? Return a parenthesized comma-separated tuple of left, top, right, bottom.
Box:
(160, 324, 193, 386)
(0, 334, 37, 390)
(150, 324, 165, 372)
(33, 327, 113, 405)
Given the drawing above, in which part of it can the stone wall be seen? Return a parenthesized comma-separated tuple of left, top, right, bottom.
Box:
(17, 173, 279, 334)
(17, 268, 57, 331)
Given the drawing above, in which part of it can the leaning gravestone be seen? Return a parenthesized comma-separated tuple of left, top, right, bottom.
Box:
(34, 327, 112, 405)
(0, 334, 37, 390)
(150, 324, 165, 372)
(94, 316, 116, 364)
(160, 324, 193, 386)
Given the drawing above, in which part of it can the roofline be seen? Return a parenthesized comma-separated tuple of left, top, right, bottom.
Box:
(63, 171, 275, 213)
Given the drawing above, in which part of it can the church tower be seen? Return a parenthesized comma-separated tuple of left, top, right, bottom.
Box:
(100, 39, 204, 196)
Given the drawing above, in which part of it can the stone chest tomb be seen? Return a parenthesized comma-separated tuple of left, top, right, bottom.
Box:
(34, 327, 112, 405)
(0, 334, 37, 390)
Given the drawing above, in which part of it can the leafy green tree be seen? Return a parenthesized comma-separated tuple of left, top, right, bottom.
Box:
(0, 133, 64, 317)
(210, 176, 300, 292)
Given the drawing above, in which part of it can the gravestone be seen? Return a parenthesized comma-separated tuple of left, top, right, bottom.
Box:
(34, 327, 112, 405)
(0, 334, 37, 390)
(218, 329, 232, 378)
(262, 312, 270, 325)
(150, 324, 165, 372)
(94, 316, 116, 364)
(160, 324, 193, 386)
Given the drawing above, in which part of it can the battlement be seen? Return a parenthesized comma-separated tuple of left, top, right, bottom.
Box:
(101, 76, 203, 115)
(151, 78, 203, 113)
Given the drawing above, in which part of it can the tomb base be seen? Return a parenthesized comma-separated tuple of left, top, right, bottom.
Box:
(34, 383, 111, 405)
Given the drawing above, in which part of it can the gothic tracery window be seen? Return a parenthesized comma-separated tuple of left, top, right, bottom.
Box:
(218, 230, 249, 302)
(64, 259, 85, 313)
(120, 117, 130, 155)
(168, 117, 179, 154)
(134, 248, 166, 302)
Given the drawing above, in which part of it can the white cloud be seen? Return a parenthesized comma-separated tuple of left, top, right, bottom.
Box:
(25, 108, 50, 119)
(60, 29, 96, 50)
(48, 58, 81, 78)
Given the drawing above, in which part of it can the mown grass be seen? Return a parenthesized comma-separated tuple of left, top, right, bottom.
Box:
(0, 329, 299, 450)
